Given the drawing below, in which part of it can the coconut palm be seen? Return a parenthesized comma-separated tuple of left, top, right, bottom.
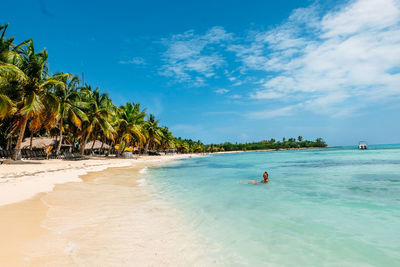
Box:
(159, 126, 175, 151)
(116, 102, 146, 154)
(143, 114, 163, 152)
(78, 86, 114, 155)
(0, 24, 14, 60)
(181, 141, 190, 153)
(0, 24, 15, 119)
(0, 72, 16, 119)
(52, 73, 88, 153)
(0, 23, 27, 119)
(0, 40, 62, 160)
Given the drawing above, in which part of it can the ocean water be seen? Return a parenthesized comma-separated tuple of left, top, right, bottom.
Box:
(147, 146, 400, 266)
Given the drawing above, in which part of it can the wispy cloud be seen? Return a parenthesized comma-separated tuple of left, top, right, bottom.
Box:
(203, 111, 240, 115)
(250, 90, 285, 100)
(228, 94, 242, 99)
(235, 0, 400, 117)
(119, 57, 146, 65)
(247, 105, 298, 119)
(215, 88, 229, 94)
(160, 26, 232, 85)
(158, 0, 400, 119)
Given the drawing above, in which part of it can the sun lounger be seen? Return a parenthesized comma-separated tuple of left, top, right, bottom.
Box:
(63, 152, 87, 161)
(0, 150, 12, 158)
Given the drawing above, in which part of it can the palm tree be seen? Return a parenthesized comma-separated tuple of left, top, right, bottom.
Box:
(0, 72, 16, 119)
(53, 73, 88, 154)
(0, 40, 61, 160)
(159, 126, 175, 152)
(181, 141, 190, 153)
(0, 23, 26, 120)
(143, 114, 163, 153)
(78, 86, 114, 155)
(0, 24, 29, 65)
(116, 102, 146, 154)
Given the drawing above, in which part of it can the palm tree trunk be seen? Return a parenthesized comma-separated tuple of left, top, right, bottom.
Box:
(100, 140, 104, 155)
(29, 132, 33, 150)
(71, 137, 76, 152)
(80, 140, 86, 155)
(12, 117, 28, 160)
(6, 137, 11, 150)
(56, 118, 63, 154)
(121, 140, 128, 154)
(116, 140, 122, 157)
(90, 138, 96, 154)
(107, 140, 113, 157)
(145, 140, 150, 154)
(80, 134, 89, 155)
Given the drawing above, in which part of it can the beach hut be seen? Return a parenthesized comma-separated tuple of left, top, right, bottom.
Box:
(20, 137, 72, 150)
(84, 140, 111, 153)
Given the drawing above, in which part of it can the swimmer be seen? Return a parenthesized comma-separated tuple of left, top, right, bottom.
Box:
(250, 171, 269, 184)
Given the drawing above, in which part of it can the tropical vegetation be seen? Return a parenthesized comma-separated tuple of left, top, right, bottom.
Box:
(204, 137, 327, 152)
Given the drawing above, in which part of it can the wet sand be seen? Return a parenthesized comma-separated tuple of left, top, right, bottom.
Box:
(0, 155, 209, 266)
(0, 194, 48, 267)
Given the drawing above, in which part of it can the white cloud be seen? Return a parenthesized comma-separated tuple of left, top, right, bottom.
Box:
(247, 105, 298, 119)
(321, 0, 400, 38)
(157, 0, 400, 119)
(215, 88, 230, 94)
(160, 26, 232, 85)
(233, 0, 400, 117)
(203, 111, 239, 115)
(233, 80, 243, 86)
(119, 57, 146, 65)
(228, 94, 242, 99)
(250, 90, 286, 99)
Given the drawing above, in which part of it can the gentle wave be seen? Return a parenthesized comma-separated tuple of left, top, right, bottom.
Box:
(139, 167, 148, 174)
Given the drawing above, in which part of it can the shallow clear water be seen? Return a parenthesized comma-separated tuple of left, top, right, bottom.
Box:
(148, 146, 400, 266)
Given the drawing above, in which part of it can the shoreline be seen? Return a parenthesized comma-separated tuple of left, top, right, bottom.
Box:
(0, 147, 329, 206)
(0, 154, 207, 266)
(0, 155, 199, 207)
(213, 146, 331, 154)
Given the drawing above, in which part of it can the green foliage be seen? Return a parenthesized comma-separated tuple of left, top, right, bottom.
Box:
(204, 138, 327, 152)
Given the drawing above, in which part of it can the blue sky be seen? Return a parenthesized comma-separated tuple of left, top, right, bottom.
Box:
(2, 0, 400, 145)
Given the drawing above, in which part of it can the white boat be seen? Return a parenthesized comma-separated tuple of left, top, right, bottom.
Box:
(358, 141, 368, 150)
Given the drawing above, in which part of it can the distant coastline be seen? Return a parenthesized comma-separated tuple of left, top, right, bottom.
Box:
(205, 137, 327, 153)
(212, 146, 332, 154)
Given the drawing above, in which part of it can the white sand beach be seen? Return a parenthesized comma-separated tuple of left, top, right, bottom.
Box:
(0, 155, 210, 267)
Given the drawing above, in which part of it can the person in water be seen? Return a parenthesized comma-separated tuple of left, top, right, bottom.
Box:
(250, 171, 269, 184)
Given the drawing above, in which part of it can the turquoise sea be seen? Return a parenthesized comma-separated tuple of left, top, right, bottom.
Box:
(148, 145, 400, 266)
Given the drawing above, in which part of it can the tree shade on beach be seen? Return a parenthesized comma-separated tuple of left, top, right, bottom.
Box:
(0, 24, 326, 159)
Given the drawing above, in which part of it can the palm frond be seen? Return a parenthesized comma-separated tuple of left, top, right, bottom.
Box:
(20, 92, 43, 117)
(0, 62, 27, 83)
(29, 115, 42, 132)
(0, 93, 16, 119)
(69, 109, 83, 129)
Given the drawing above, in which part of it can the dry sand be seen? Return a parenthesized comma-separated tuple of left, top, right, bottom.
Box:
(0, 154, 211, 266)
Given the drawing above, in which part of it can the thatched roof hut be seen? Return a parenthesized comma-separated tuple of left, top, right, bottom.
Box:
(84, 140, 111, 150)
(20, 137, 72, 149)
